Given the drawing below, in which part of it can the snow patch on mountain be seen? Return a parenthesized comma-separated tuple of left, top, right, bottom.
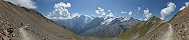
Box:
(101, 17, 116, 25)
(72, 13, 81, 18)
(84, 15, 94, 23)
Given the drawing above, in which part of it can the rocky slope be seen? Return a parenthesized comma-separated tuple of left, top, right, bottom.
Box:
(135, 7, 189, 40)
(116, 16, 164, 40)
(169, 7, 189, 40)
(0, 0, 80, 40)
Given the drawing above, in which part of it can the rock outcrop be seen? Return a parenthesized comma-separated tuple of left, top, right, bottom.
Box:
(0, 0, 79, 40)
(137, 7, 189, 40)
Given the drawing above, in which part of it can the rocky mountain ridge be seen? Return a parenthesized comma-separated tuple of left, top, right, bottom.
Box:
(0, 0, 80, 40)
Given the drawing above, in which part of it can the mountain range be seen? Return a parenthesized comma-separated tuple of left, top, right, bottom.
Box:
(1, 0, 189, 40)
(52, 14, 141, 37)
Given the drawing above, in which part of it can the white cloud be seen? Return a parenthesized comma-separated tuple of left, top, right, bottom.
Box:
(95, 7, 115, 18)
(46, 2, 72, 20)
(160, 2, 176, 20)
(185, 2, 189, 7)
(95, 7, 106, 16)
(100, 10, 117, 25)
(121, 11, 127, 14)
(128, 11, 132, 16)
(4, 0, 37, 9)
(108, 10, 111, 12)
(54, 2, 71, 8)
(106, 10, 114, 17)
(143, 8, 152, 21)
(179, 2, 189, 11)
(138, 7, 141, 10)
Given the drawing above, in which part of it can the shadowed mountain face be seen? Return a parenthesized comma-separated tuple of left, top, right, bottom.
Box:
(0, 0, 79, 40)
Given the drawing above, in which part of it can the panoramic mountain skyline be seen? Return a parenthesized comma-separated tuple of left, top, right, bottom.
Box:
(4, 0, 189, 21)
(1, 0, 189, 40)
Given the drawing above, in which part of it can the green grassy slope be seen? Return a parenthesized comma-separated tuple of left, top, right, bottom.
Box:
(118, 16, 165, 40)
(118, 22, 144, 40)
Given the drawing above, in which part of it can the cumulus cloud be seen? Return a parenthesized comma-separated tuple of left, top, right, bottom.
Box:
(54, 2, 71, 8)
(4, 0, 37, 9)
(46, 2, 72, 20)
(95, 7, 106, 16)
(95, 7, 115, 18)
(108, 10, 111, 12)
(128, 11, 132, 16)
(105, 10, 114, 17)
(143, 8, 152, 21)
(179, 2, 189, 11)
(160, 2, 176, 20)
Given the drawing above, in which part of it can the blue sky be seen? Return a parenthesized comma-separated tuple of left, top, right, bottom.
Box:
(32, 0, 189, 20)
